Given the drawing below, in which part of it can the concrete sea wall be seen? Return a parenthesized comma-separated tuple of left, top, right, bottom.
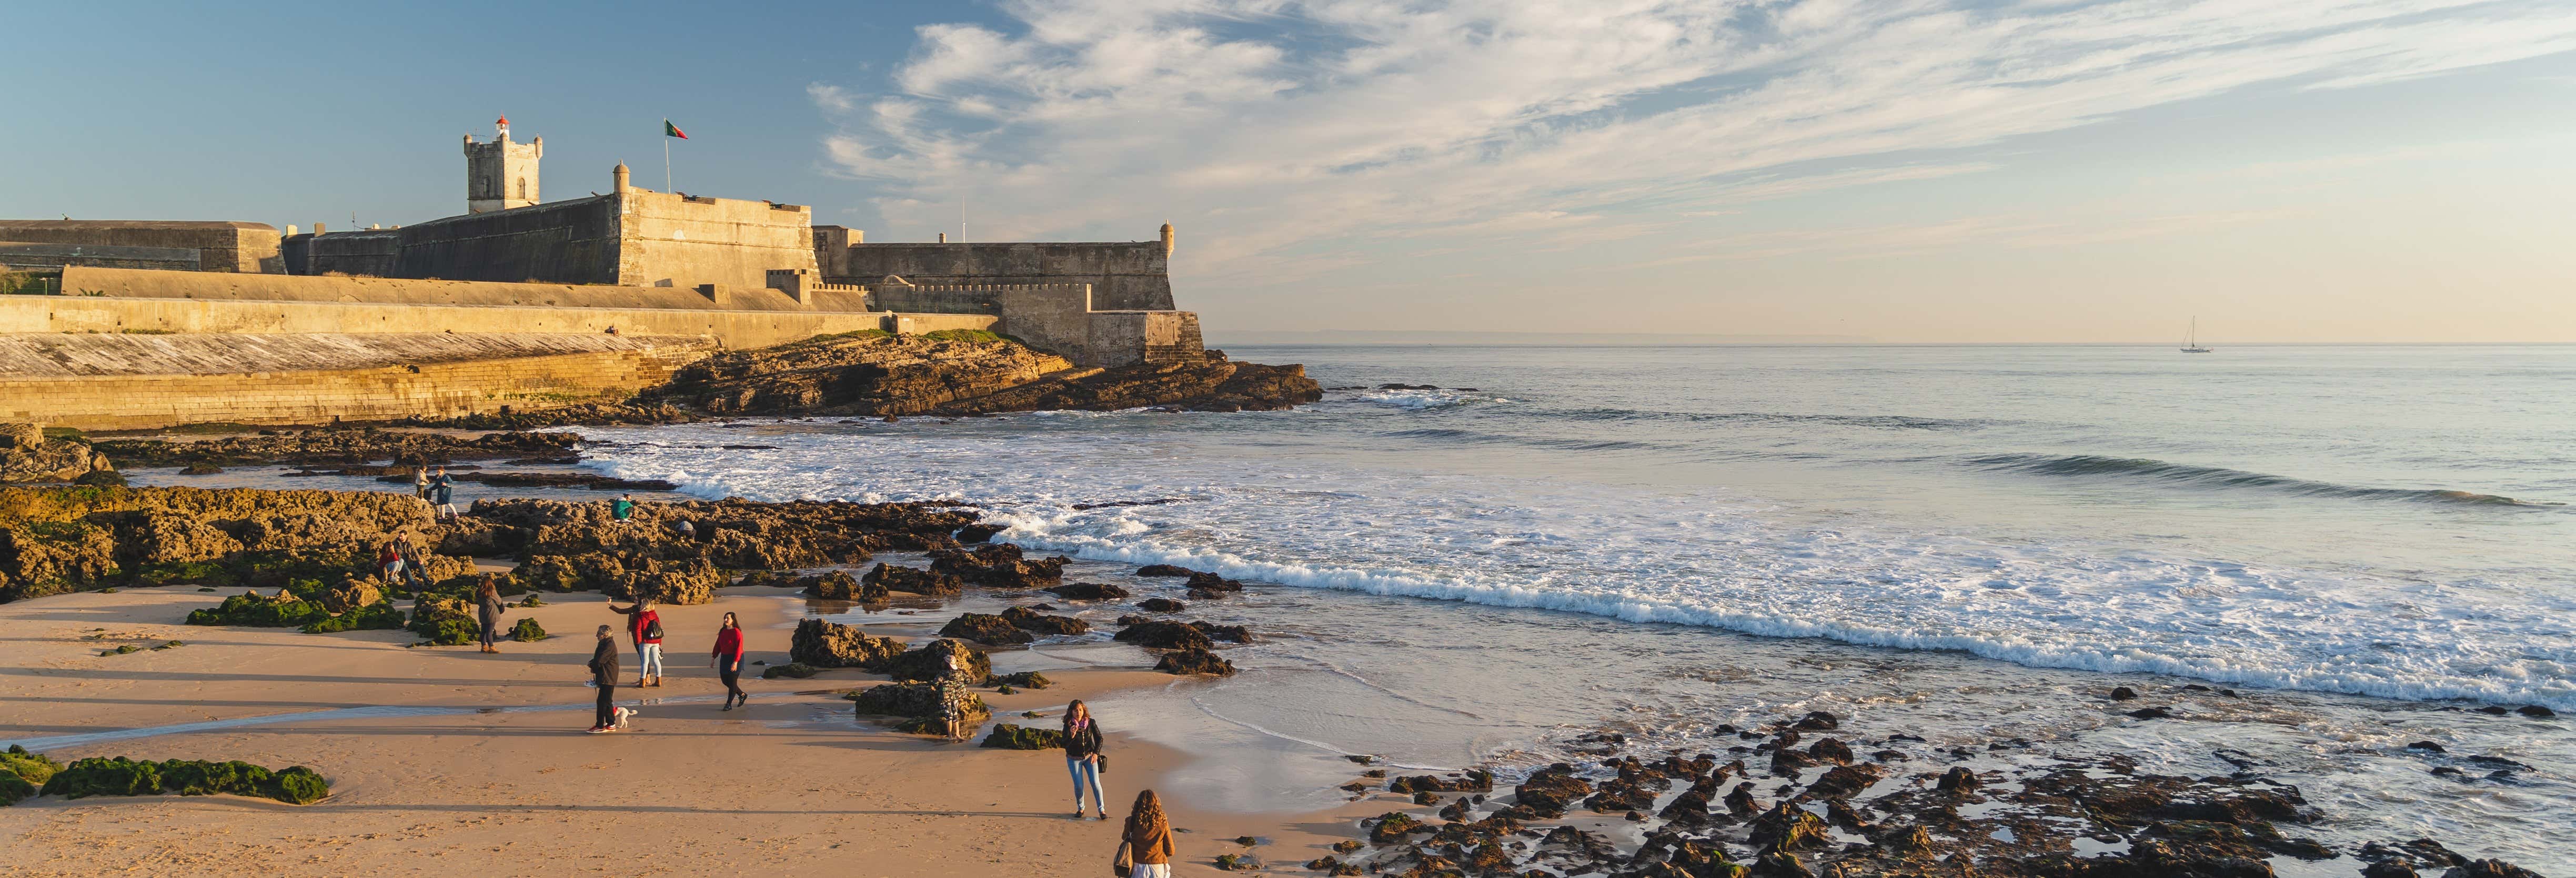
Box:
(0, 295, 984, 350)
(0, 332, 714, 430)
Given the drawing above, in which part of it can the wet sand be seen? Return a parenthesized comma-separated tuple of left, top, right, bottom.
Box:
(0, 585, 1375, 876)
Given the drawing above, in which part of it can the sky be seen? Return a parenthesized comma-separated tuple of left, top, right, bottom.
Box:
(4, 0, 2573, 342)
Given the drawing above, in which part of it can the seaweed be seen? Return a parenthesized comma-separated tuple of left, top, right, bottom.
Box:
(35, 756, 328, 804)
(510, 618, 548, 641)
(406, 597, 478, 645)
(980, 724, 1064, 750)
(300, 601, 404, 633)
(186, 591, 330, 628)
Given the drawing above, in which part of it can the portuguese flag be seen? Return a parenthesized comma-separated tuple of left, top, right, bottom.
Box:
(663, 120, 687, 139)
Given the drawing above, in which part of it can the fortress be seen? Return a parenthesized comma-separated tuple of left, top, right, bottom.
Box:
(0, 118, 1208, 429)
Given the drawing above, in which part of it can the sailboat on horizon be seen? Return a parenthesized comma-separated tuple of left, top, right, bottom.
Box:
(2181, 317, 2212, 354)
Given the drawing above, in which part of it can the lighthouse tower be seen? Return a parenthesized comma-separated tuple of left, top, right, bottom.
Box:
(462, 115, 542, 214)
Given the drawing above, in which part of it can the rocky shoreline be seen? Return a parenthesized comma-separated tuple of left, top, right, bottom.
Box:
(0, 470, 2555, 876)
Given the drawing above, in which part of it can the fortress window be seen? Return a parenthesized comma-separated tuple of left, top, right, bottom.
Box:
(518, 178, 528, 200)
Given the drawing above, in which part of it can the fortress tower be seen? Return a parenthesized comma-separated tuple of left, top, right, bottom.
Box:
(462, 116, 542, 214)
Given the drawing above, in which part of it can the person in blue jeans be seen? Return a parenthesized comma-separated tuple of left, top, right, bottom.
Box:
(1062, 700, 1108, 819)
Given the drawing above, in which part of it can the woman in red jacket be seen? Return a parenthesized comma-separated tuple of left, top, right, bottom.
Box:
(608, 598, 664, 687)
(711, 611, 748, 710)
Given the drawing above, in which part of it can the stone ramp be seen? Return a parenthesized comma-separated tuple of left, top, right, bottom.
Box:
(0, 332, 715, 430)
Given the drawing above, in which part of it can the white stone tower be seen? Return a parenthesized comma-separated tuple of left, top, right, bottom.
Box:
(462, 115, 542, 214)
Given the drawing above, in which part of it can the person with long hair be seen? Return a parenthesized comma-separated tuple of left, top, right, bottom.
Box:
(608, 597, 665, 687)
(475, 577, 508, 654)
(711, 611, 748, 710)
(1062, 700, 1108, 819)
(1121, 790, 1175, 877)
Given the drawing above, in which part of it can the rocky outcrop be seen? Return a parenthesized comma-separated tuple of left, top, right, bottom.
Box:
(848, 682, 943, 716)
(1114, 620, 1214, 651)
(922, 354, 1323, 415)
(787, 618, 906, 669)
(1043, 582, 1130, 601)
(980, 724, 1064, 750)
(939, 612, 1034, 646)
(880, 639, 992, 684)
(1000, 605, 1089, 635)
(1, 486, 452, 604)
(799, 570, 887, 602)
(625, 332, 1322, 417)
(866, 563, 964, 596)
(0, 427, 114, 484)
(1154, 647, 1235, 675)
(928, 543, 1066, 588)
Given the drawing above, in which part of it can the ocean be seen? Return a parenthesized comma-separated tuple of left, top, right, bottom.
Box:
(503, 344, 2572, 866)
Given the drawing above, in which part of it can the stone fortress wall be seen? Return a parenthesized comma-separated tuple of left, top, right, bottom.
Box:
(0, 118, 1211, 428)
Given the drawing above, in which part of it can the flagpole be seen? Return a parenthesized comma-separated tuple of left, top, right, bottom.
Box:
(662, 134, 672, 193)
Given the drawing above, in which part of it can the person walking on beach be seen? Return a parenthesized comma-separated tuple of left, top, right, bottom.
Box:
(476, 577, 508, 654)
(711, 611, 747, 710)
(430, 467, 458, 520)
(1118, 790, 1176, 877)
(587, 624, 621, 733)
(1063, 700, 1108, 820)
(608, 597, 665, 687)
(612, 493, 636, 523)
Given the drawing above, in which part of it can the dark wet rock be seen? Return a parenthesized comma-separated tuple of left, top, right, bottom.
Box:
(373, 470, 677, 491)
(880, 639, 991, 684)
(1137, 597, 1186, 613)
(928, 543, 1067, 587)
(980, 723, 1064, 750)
(2512, 704, 2555, 718)
(2361, 863, 2422, 878)
(1114, 620, 1214, 651)
(1806, 737, 1854, 765)
(2407, 741, 2448, 753)
(1366, 811, 1430, 845)
(1000, 605, 1088, 635)
(1790, 711, 1839, 731)
(1043, 581, 1129, 601)
(1752, 850, 1812, 877)
(1587, 777, 1658, 813)
(1768, 748, 1816, 777)
(1807, 763, 1881, 800)
(1190, 620, 1253, 643)
(2110, 686, 2140, 700)
(940, 612, 1034, 645)
(1656, 788, 1713, 825)
(865, 563, 963, 597)
(954, 523, 1005, 543)
(787, 618, 907, 669)
(1723, 781, 1762, 818)
(1184, 570, 1244, 592)
(1212, 853, 1261, 871)
(1515, 763, 1594, 818)
(849, 682, 941, 715)
(1936, 766, 1983, 794)
(1748, 802, 1831, 853)
(798, 570, 887, 602)
(2130, 706, 2176, 719)
(1824, 798, 1871, 832)
(1136, 564, 1193, 577)
(475, 495, 968, 568)
(2443, 861, 2548, 878)
(1154, 647, 1235, 675)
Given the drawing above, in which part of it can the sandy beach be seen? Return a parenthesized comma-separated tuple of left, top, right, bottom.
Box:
(0, 583, 1378, 877)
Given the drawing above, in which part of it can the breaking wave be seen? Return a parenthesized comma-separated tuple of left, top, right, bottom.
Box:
(1969, 453, 2560, 507)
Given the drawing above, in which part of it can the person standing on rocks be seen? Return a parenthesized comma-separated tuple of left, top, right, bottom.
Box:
(411, 466, 430, 501)
(430, 468, 458, 520)
(609, 597, 665, 687)
(476, 578, 508, 654)
(1063, 700, 1108, 820)
(711, 611, 747, 710)
(586, 624, 621, 733)
(1119, 790, 1176, 877)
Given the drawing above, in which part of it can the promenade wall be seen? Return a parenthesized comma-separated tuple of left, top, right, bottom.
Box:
(0, 332, 715, 430)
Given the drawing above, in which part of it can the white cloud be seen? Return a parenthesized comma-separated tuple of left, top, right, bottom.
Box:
(811, 0, 2576, 287)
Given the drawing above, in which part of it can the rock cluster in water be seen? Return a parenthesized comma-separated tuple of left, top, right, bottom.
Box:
(1312, 708, 2553, 878)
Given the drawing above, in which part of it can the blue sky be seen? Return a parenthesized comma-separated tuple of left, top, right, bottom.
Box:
(6, 1, 2574, 341)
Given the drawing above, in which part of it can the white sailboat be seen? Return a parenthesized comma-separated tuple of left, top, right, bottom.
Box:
(2180, 317, 2212, 354)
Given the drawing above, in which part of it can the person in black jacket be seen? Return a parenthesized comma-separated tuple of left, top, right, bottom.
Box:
(587, 625, 621, 733)
(475, 578, 507, 654)
(1063, 699, 1108, 819)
